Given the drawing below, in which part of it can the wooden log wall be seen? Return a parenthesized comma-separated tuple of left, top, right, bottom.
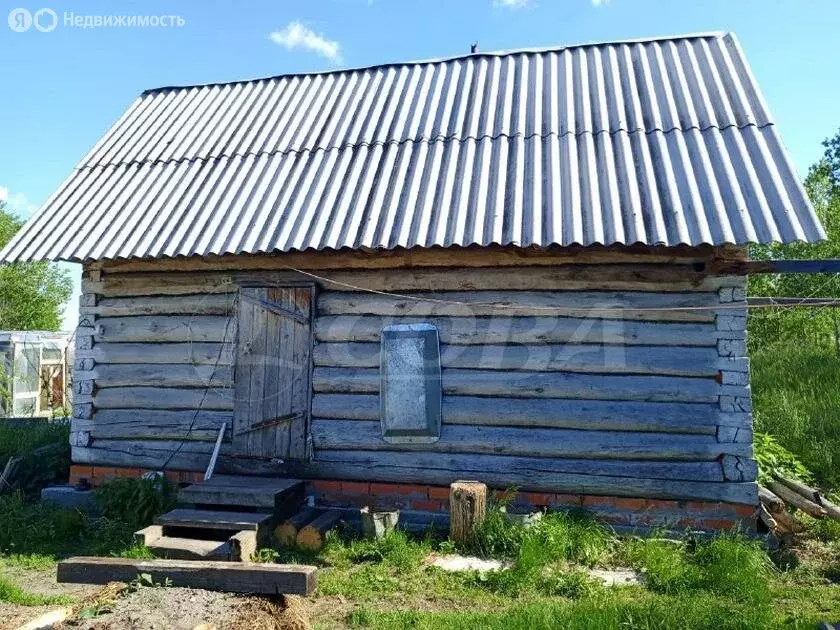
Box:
(71, 246, 757, 504)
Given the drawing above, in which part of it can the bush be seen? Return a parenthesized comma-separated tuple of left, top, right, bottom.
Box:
(753, 432, 814, 484)
(94, 476, 176, 529)
(0, 420, 70, 493)
(751, 341, 840, 487)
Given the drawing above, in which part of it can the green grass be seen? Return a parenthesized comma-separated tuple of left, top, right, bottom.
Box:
(0, 574, 73, 606)
(751, 341, 840, 487)
(0, 420, 68, 462)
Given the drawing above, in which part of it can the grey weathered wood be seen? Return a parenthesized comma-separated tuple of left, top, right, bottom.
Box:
(758, 485, 785, 514)
(311, 393, 749, 434)
(83, 265, 739, 298)
(179, 475, 304, 509)
(317, 290, 718, 322)
(56, 557, 317, 595)
(156, 509, 273, 531)
(146, 536, 233, 561)
(720, 455, 758, 482)
(767, 481, 827, 518)
(73, 410, 231, 441)
(233, 287, 312, 461)
(313, 342, 725, 376)
(77, 342, 233, 365)
(771, 473, 822, 504)
(291, 450, 756, 503)
(76, 364, 232, 389)
(81, 293, 236, 317)
(72, 442, 284, 476)
(316, 315, 716, 347)
(311, 419, 753, 460)
(94, 387, 234, 410)
(94, 316, 230, 343)
(313, 367, 718, 403)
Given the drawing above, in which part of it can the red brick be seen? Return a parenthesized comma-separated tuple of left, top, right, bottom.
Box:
(115, 467, 140, 478)
(70, 465, 93, 481)
(412, 499, 443, 512)
(520, 492, 553, 507)
(614, 497, 646, 511)
(678, 518, 701, 529)
(583, 495, 615, 507)
(685, 501, 714, 513)
(312, 480, 342, 493)
(645, 499, 679, 511)
(702, 518, 736, 531)
(428, 486, 450, 500)
(600, 514, 631, 526)
(341, 481, 370, 495)
(95, 467, 119, 481)
(734, 504, 758, 518)
(552, 494, 583, 507)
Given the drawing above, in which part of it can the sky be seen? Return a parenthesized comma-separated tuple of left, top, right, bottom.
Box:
(1, 0, 839, 330)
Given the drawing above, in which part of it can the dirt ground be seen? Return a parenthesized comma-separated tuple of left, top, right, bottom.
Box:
(1, 565, 314, 630)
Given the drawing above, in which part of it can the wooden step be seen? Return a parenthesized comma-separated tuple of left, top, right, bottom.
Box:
(178, 476, 304, 511)
(146, 535, 232, 561)
(156, 508, 274, 532)
(58, 557, 317, 595)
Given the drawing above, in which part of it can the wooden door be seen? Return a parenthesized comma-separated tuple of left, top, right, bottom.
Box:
(233, 286, 313, 461)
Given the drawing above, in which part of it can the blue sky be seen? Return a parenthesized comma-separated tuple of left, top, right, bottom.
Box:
(1, 0, 839, 329)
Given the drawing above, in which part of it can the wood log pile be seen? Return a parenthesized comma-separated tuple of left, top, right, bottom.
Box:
(758, 473, 840, 539)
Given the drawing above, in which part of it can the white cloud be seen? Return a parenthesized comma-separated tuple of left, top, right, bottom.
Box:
(591, 0, 611, 6)
(269, 21, 343, 64)
(493, 0, 534, 8)
(0, 186, 38, 216)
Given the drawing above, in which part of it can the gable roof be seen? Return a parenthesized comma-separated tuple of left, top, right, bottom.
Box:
(0, 31, 825, 263)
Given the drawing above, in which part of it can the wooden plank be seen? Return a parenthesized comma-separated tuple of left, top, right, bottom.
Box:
(180, 476, 303, 509)
(81, 293, 236, 317)
(156, 509, 273, 531)
(317, 290, 718, 322)
(94, 387, 234, 410)
(56, 557, 317, 595)
(313, 367, 719, 403)
(291, 450, 756, 503)
(313, 342, 724, 376)
(310, 419, 753, 460)
(76, 409, 232, 441)
(289, 287, 312, 459)
(84, 265, 740, 298)
(71, 442, 284, 475)
(247, 288, 269, 457)
(77, 364, 232, 389)
(311, 393, 748, 434)
(77, 342, 233, 365)
(99, 244, 722, 274)
(94, 316, 229, 343)
(315, 316, 716, 347)
(265, 288, 286, 458)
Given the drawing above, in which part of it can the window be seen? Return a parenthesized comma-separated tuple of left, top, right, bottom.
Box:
(379, 323, 441, 444)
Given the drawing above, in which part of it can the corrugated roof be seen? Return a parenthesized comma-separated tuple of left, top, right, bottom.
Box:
(0, 31, 825, 263)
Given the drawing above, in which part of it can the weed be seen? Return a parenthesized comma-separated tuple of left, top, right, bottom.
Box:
(251, 548, 281, 563)
(0, 574, 73, 606)
(94, 476, 176, 529)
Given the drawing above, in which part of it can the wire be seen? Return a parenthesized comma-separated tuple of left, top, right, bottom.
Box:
(275, 263, 839, 314)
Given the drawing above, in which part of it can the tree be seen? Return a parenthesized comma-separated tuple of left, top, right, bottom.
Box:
(0, 202, 72, 330)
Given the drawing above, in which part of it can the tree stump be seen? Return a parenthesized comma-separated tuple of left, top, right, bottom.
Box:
(449, 480, 487, 544)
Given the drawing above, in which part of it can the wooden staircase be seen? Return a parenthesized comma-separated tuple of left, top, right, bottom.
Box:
(136, 476, 306, 562)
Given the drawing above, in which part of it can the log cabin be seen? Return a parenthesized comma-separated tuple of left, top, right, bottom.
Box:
(0, 32, 826, 533)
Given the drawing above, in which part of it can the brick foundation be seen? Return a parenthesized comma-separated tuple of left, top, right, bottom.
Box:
(69, 465, 756, 533)
(69, 464, 204, 487)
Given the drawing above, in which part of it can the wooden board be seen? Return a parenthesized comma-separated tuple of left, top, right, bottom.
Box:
(311, 394, 750, 434)
(233, 287, 312, 461)
(156, 509, 273, 531)
(310, 419, 753, 460)
(313, 367, 719, 403)
(313, 342, 728, 376)
(315, 315, 717, 347)
(56, 557, 317, 595)
(317, 290, 719, 322)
